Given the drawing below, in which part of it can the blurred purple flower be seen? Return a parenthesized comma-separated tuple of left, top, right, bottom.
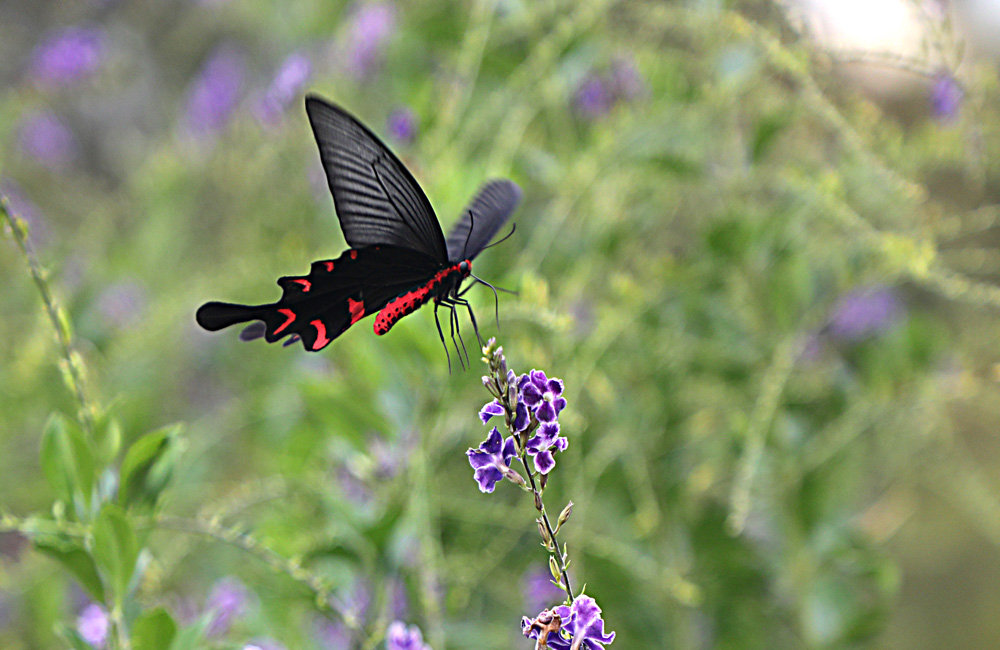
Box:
(315, 618, 350, 650)
(255, 53, 312, 126)
(77, 603, 109, 649)
(335, 579, 372, 623)
(525, 422, 568, 474)
(519, 370, 566, 423)
(386, 107, 418, 144)
(522, 595, 615, 650)
(388, 576, 409, 620)
(0, 178, 48, 247)
(467, 427, 517, 493)
(17, 110, 78, 169)
(575, 74, 613, 119)
(29, 26, 105, 87)
(523, 565, 565, 614)
(827, 286, 903, 341)
(206, 577, 250, 637)
(386, 621, 431, 650)
(97, 281, 147, 330)
(609, 55, 645, 102)
(343, 3, 397, 79)
(184, 45, 247, 134)
(930, 73, 962, 122)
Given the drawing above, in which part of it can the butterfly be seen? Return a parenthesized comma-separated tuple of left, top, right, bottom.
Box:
(195, 95, 521, 368)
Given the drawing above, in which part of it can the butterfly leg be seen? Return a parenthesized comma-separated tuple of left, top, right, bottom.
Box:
(451, 296, 483, 348)
(446, 302, 468, 370)
(441, 297, 472, 368)
(433, 301, 452, 373)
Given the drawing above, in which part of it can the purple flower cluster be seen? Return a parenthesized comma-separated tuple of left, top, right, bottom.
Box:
(29, 26, 105, 87)
(930, 72, 962, 122)
(522, 595, 615, 650)
(254, 53, 312, 126)
(574, 55, 645, 119)
(827, 286, 903, 342)
(206, 577, 250, 636)
(184, 45, 247, 134)
(77, 603, 109, 649)
(385, 621, 431, 650)
(342, 3, 397, 80)
(387, 107, 418, 144)
(17, 111, 78, 170)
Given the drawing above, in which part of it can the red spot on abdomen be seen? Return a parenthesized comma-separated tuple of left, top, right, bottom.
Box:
(348, 297, 365, 325)
(294, 279, 312, 291)
(325, 261, 335, 272)
(274, 308, 296, 334)
(311, 319, 330, 350)
(350, 250, 358, 260)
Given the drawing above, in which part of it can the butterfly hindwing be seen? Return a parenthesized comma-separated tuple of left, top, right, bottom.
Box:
(196, 246, 443, 351)
(305, 96, 448, 262)
(445, 179, 522, 262)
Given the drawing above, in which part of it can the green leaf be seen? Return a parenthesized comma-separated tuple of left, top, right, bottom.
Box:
(132, 607, 177, 650)
(119, 425, 182, 512)
(55, 624, 97, 650)
(34, 535, 105, 602)
(168, 611, 215, 650)
(40, 414, 95, 518)
(92, 504, 139, 601)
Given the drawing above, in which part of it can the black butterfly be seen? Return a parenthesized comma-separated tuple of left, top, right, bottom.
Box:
(196, 95, 520, 368)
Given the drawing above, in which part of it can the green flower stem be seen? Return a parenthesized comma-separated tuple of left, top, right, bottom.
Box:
(1, 195, 95, 436)
(518, 448, 575, 603)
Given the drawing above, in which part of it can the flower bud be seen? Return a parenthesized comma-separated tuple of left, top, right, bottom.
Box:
(557, 501, 574, 529)
(549, 556, 561, 581)
(537, 519, 552, 548)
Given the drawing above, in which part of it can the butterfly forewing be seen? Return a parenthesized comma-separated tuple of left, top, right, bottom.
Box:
(445, 179, 522, 262)
(306, 96, 448, 262)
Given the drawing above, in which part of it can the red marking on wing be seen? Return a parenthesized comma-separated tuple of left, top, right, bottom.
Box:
(374, 267, 460, 335)
(348, 297, 365, 325)
(293, 279, 312, 291)
(274, 308, 296, 334)
(325, 261, 335, 272)
(350, 250, 358, 260)
(311, 319, 330, 350)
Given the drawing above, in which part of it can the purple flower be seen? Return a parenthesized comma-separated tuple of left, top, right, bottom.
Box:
(466, 427, 517, 493)
(608, 55, 645, 102)
(827, 286, 903, 341)
(77, 603, 109, 649)
(343, 3, 397, 79)
(29, 26, 105, 87)
(184, 45, 247, 134)
(385, 621, 431, 650)
(519, 370, 566, 423)
(387, 107, 418, 144)
(523, 566, 565, 614)
(18, 110, 78, 169)
(931, 73, 962, 122)
(522, 595, 615, 650)
(97, 281, 147, 330)
(315, 618, 350, 650)
(479, 399, 504, 423)
(525, 422, 568, 474)
(575, 74, 613, 119)
(206, 577, 250, 636)
(254, 53, 312, 126)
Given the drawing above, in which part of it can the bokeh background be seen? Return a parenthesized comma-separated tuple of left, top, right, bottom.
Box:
(3, 0, 1000, 648)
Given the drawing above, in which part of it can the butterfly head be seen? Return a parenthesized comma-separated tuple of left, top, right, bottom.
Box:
(459, 260, 472, 276)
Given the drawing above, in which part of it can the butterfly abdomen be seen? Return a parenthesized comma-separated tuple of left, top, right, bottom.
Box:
(374, 265, 460, 336)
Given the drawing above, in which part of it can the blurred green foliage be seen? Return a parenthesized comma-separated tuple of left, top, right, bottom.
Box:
(4, 0, 1000, 649)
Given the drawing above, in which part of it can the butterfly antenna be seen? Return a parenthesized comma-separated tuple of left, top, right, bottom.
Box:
(480, 223, 517, 251)
(462, 210, 475, 260)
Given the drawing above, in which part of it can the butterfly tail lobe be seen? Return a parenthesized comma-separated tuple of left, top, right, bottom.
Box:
(196, 301, 265, 332)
